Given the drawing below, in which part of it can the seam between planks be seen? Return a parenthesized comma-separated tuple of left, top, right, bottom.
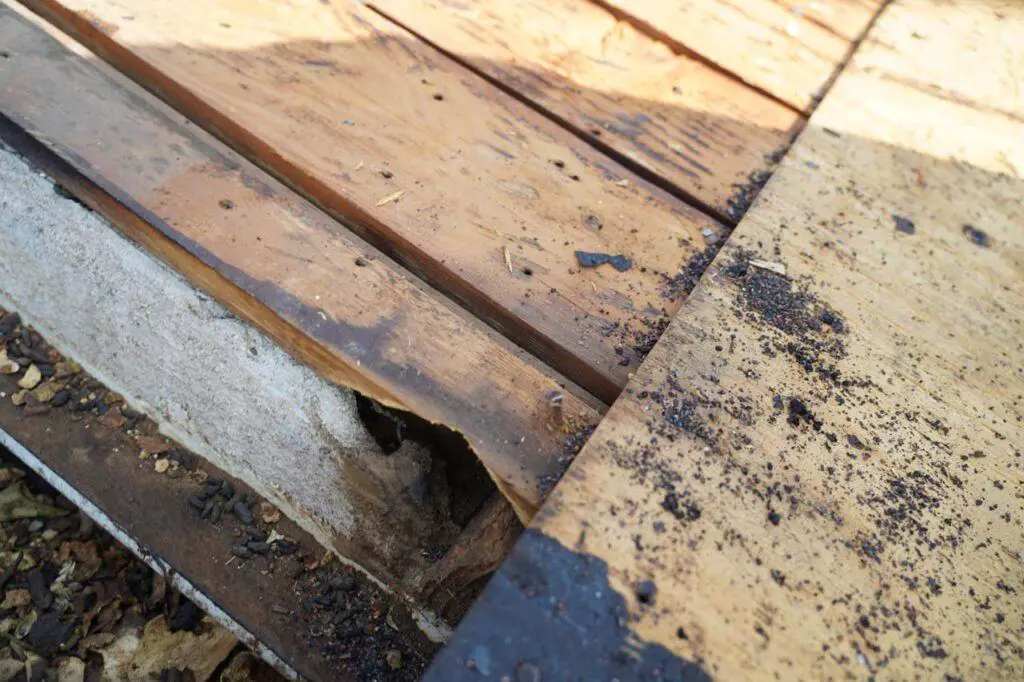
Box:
(12, 0, 631, 404)
(367, 3, 735, 227)
(585, 0, 807, 114)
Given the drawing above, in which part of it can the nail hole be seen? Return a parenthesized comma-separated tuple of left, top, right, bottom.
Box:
(521, 267, 533, 276)
(635, 580, 656, 605)
(354, 257, 369, 267)
(219, 199, 235, 210)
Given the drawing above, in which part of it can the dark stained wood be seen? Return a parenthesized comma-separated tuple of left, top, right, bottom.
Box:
(402, 494, 522, 622)
(370, 0, 803, 221)
(0, 2, 606, 521)
(19, 0, 729, 401)
(425, 0, 1024, 678)
(599, 0, 852, 111)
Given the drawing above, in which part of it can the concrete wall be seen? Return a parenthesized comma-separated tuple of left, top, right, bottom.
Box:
(0, 144, 445, 628)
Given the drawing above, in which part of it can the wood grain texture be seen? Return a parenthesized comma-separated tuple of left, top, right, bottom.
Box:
(370, 0, 802, 221)
(855, 0, 1024, 123)
(19, 0, 728, 402)
(601, 0, 851, 111)
(775, 0, 881, 41)
(0, 1, 606, 521)
(427, 0, 1024, 678)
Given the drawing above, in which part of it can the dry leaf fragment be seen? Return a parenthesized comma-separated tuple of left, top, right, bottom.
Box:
(136, 436, 171, 455)
(17, 365, 41, 390)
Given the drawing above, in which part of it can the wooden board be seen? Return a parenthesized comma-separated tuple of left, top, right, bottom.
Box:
(600, 0, 851, 111)
(855, 0, 1024, 123)
(0, 2, 606, 521)
(426, 0, 1024, 678)
(774, 0, 881, 41)
(19, 0, 728, 402)
(370, 0, 802, 221)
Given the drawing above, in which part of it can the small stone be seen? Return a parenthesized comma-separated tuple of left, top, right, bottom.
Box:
(233, 502, 254, 525)
(17, 364, 42, 390)
(273, 540, 298, 556)
(260, 502, 281, 525)
(243, 526, 267, 542)
(51, 390, 70, 408)
(230, 544, 252, 559)
(30, 382, 60, 403)
(0, 312, 20, 334)
(386, 650, 402, 670)
(330, 574, 356, 592)
(52, 361, 80, 379)
(153, 459, 170, 474)
(11, 390, 27, 406)
(0, 349, 19, 375)
(1, 588, 31, 609)
(56, 656, 86, 682)
(27, 520, 43, 533)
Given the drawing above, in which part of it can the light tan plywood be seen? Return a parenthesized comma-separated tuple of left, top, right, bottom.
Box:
(426, 1, 1024, 678)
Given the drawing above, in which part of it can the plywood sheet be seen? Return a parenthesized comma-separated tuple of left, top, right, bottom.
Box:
(427, 0, 1024, 678)
(602, 0, 851, 110)
(19, 0, 727, 401)
(775, 0, 881, 40)
(371, 0, 802, 220)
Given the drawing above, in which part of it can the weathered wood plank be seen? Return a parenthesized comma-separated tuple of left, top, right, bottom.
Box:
(370, 0, 802, 221)
(0, 1, 605, 520)
(426, 0, 1024, 678)
(18, 0, 727, 401)
(600, 0, 851, 111)
(855, 0, 1024, 122)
